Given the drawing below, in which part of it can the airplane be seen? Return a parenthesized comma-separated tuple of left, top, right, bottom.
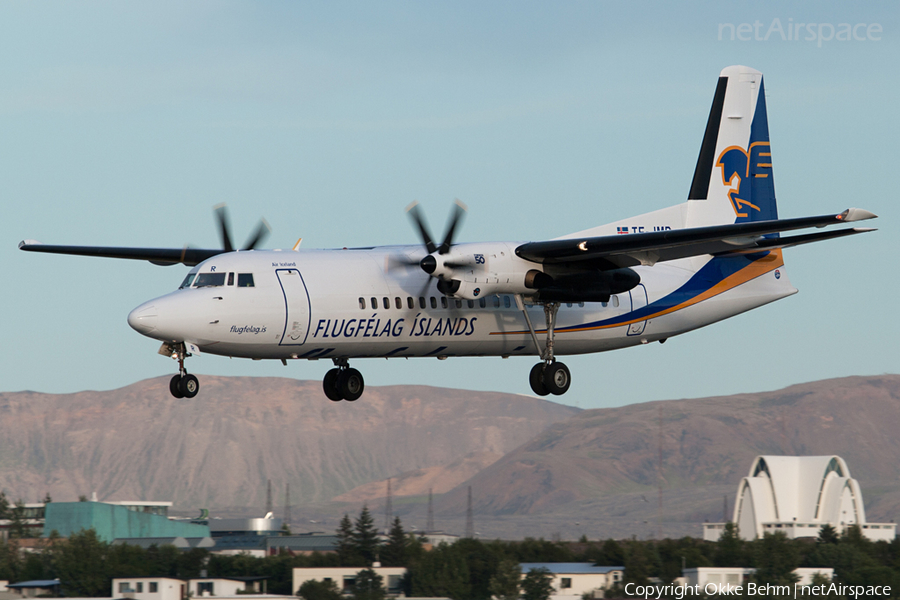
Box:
(19, 66, 877, 402)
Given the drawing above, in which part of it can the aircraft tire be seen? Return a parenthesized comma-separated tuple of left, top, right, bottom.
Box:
(170, 374, 185, 399)
(323, 368, 343, 402)
(543, 362, 571, 396)
(338, 368, 364, 401)
(180, 374, 200, 398)
(529, 363, 550, 396)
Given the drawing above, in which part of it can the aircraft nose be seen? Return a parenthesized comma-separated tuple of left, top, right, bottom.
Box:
(127, 303, 157, 334)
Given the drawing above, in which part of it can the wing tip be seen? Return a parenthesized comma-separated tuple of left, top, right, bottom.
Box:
(839, 208, 878, 222)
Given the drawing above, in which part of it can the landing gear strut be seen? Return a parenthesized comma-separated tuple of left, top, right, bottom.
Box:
(168, 344, 199, 399)
(323, 358, 365, 402)
(518, 299, 571, 397)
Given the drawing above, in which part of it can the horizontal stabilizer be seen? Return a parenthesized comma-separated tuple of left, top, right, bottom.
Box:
(516, 210, 876, 268)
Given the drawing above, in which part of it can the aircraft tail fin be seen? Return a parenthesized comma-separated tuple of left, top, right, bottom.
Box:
(686, 66, 778, 230)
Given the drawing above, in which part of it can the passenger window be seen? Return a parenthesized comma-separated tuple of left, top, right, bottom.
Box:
(579, 302, 585, 307)
(383, 297, 390, 309)
(371, 297, 377, 309)
(455, 299, 462, 308)
(359, 298, 366, 310)
(227, 272, 234, 286)
(430, 297, 437, 309)
(467, 300, 474, 308)
(479, 298, 486, 308)
(407, 297, 414, 309)
(238, 273, 255, 287)
(492, 296, 500, 308)
(503, 295, 511, 309)
(419, 297, 426, 309)
(395, 297, 402, 309)
(601, 301, 608, 308)
(441, 297, 448, 309)
(566, 302, 572, 308)
(194, 272, 226, 287)
(612, 295, 619, 307)
(179, 274, 196, 289)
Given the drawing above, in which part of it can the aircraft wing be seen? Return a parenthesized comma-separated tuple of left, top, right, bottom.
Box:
(17, 241, 224, 266)
(515, 208, 876, 268)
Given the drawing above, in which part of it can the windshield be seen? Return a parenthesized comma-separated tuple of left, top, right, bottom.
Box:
(194, 272, 227, 287)
(179, 273, 197, 289)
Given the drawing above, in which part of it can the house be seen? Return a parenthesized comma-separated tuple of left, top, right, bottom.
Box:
(6, 580, 61, 598)
(292, 566, 406, 596)
(519, 563, 624, 600)
(112, 576, 273, 600)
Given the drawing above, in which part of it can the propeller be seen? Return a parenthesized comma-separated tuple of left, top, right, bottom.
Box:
(213, 203, 271, 252)
(405, 200, 468, 295)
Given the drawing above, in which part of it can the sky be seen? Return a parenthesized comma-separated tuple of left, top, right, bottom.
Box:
(1, 1, 896, 410)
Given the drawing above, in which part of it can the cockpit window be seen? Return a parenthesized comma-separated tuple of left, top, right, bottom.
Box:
(227, 272, 235, 286)
(194, 272, 227, 287)
(237, 273, 255, 287)
(179, 274, 196, 289)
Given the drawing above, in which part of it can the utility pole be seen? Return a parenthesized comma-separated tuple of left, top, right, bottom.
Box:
(426, 487, 435, 533)
(383, 478, 393, 534)
(465, 486, 474, 538)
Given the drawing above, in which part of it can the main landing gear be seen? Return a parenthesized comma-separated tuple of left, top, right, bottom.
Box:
(168, 344, 199, 399)
(323, 358, 365, 402)
(518, 299, 572, 397)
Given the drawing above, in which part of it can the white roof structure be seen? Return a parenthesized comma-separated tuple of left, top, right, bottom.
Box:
(720, 455, 896, 542)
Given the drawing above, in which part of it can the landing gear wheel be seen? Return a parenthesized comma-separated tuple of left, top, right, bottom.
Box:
(529, 363, 550, 396)
(323, 368, 343, 402)
(337, 368, 364, 401)
(170, 374, 185, 399)
(542, 362, 571, 396)
(180, 374, 200, 398)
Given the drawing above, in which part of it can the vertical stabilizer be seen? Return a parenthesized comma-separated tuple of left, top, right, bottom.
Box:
(686, 66, 778, 230)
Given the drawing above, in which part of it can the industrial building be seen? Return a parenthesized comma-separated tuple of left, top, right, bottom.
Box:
(42, 502, 210, 542)
(702, 455, 896, 542)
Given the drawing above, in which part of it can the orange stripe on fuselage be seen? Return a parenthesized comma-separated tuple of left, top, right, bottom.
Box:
(492, 250, 785, 335)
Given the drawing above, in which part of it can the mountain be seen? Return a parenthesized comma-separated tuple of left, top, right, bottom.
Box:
(429, 375, 900, 538)
(0, 376, 579, 510)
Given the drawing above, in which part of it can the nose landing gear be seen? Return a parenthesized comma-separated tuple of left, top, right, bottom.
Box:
(323, 358, 365, 401)
(167, 344, 199, 399)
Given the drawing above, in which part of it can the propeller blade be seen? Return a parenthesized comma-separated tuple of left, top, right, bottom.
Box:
(438, 199, 467, 255)
(406, 201, 437, 255)
(214, 203, 235, 252)
(242, 218, 271, 251)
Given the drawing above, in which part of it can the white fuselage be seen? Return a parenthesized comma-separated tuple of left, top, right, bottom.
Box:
(127, 243, 797, 363)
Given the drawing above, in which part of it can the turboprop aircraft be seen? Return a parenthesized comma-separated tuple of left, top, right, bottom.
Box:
(19, 66, 877, 401)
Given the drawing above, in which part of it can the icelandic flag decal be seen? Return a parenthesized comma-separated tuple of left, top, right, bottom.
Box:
(617, 227, 629, 234)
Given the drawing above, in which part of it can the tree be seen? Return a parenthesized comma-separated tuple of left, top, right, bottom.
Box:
(298, 579, 343, 600)
(0, 491, 9, 520)
(488, 558, 521, 600)
(54, 528, 109, 597)
(336, 514, 359, 566)
(351, 568, 386, 600)
(752, 532, 799, 587)
(8, 501, 30, 540)
(715, 522, 748, 567)
(353, 506, 380, 566)
(380, 517, 408, 567)
(521, 567, 554, 600)
(818, 524, 840, 544)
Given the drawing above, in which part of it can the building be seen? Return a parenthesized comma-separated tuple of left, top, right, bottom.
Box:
(43, 502, 210, 542)
(292, 566, 406, 596)
(112, 537, 215, 551)
(5, 580, 61, 598)
(206, 516, 284, 557)
(702, 455, 896, 542)
(112, 576, 275, 600)
(0, 504, 46, 541)
(680, 567, 834, 589)
(266, 533, 337, 556)
(519, 563, 624, 600)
